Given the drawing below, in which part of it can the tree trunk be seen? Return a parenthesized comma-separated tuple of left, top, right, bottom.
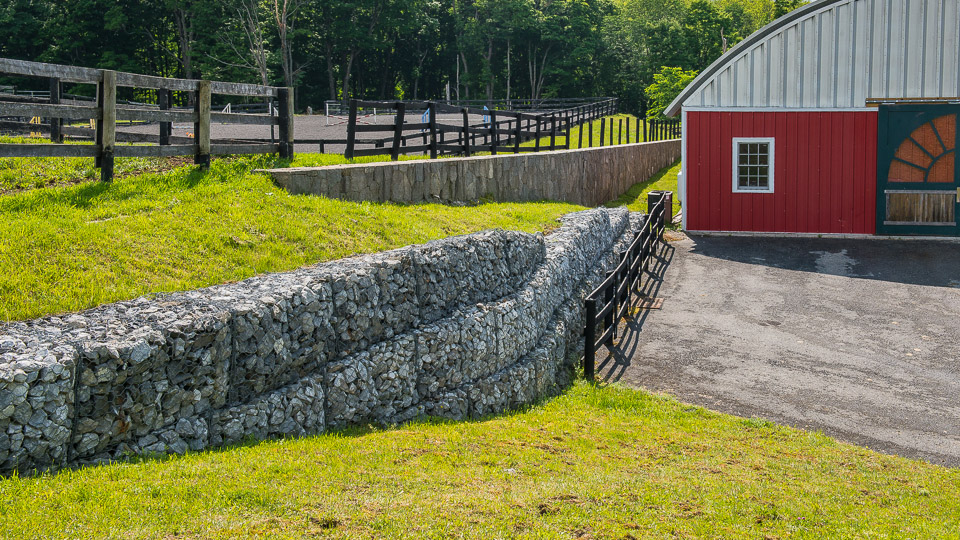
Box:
(342, 49, 357, 100)
(325, 42, 337, 101)
(506, 39, 511, 106)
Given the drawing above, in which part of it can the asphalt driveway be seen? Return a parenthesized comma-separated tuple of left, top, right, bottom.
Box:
(599, 233, 960, 466)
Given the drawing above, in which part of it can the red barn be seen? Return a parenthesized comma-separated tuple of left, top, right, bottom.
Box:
(666, 0, 960, 236)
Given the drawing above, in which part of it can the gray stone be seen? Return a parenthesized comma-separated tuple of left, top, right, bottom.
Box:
(0, 206, 645, 475)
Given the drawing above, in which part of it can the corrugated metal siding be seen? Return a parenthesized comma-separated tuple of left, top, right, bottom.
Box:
(686, 111, 878, 234)
(688, 0, 960, 109)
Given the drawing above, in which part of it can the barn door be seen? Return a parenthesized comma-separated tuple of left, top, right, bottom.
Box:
(877, 104, 960, 236)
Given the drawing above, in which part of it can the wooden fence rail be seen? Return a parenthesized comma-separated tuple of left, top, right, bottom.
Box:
(0, 57, 293, 182)
(340, 98, 682, 160)
(343, 98, 622, 160)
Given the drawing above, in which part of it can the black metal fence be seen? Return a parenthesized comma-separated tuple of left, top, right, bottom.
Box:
(583, 191, 669, 381)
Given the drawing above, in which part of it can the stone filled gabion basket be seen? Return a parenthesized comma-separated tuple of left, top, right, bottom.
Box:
(0, 207, 646, 475)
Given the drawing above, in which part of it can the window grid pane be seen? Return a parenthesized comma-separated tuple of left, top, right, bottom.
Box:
(737, 141, 771, 190)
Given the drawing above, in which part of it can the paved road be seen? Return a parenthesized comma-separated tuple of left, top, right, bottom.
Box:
(599, 233, 960, 466)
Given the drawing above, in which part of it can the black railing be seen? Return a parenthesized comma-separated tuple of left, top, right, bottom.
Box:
(583, 191, 669, 381)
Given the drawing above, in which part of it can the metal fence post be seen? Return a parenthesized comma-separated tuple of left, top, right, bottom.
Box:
(584, 298, 597, 382)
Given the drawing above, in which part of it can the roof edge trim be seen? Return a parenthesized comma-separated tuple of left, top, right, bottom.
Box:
(663, 0, 848, 117)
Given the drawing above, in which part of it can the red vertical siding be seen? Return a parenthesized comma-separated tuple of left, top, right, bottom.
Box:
(685, 110, 878, 234)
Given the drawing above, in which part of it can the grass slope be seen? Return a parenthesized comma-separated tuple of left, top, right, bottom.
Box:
(0, 155, 582, 321)
(1, 383, 956, 539)
(607, 159, 682, 217)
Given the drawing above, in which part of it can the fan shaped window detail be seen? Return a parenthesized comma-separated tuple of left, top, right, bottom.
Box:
(888, 115, 957, 183)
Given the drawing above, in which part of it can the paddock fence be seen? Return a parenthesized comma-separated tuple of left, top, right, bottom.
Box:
(582, 191, 668, 381)
(0, 57, 294, 182)
(331, 98, 680, 160)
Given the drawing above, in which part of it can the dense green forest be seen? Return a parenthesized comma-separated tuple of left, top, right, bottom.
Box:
(0, 0, 804, 113)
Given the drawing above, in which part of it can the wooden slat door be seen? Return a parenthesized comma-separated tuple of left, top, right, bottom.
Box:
(877, 104, 959, 236)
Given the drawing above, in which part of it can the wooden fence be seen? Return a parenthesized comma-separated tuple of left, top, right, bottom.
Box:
(0, 57, 294, 182)
(336, 98, 680, 160)
(335, 98, 615, 159)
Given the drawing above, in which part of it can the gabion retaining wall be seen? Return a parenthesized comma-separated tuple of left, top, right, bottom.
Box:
(0, 207, 643, 475)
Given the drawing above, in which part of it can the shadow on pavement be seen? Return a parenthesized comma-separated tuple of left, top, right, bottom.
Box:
(687, 234, 960, 288)
(596, 240, 675, 384)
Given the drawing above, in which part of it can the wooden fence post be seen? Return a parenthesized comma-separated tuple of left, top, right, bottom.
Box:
(489, 108, 498, 155)
(609, 117, 614, 146)
(460, 107, 470, 157)
(584, 297, 596, 382)
(95, 70, 116, 182)
(194, 80, 211, 168)
(429, 101, 439, 159)
(277, 87, 294, 159)
(158, 89, 171, 146)
(391, 102, 406, 161)
(345, 99, 358, 159)
(534, 116, 541, 152)
(598, 117, 604, 147)
(618, 118, 623, 145)
(48, 77, 62, 143)
(513, 114, 522, 153)
(549, 114, 556, 150)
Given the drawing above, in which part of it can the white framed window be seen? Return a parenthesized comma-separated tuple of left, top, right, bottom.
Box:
(732, 137, 775, 193)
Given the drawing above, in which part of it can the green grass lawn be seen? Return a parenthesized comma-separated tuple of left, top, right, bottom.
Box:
(607, 159, 682, 217)
(0, 154, 583, 321)
(523, 114, 651, 150)
(1, 382, 956, 539)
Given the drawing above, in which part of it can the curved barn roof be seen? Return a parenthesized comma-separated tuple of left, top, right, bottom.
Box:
(665, 0, 960, 116)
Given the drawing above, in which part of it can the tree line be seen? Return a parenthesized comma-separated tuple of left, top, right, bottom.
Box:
(0, 0, 804, 114)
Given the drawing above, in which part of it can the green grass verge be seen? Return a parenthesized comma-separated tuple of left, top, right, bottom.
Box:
(607, 159, 682, 217)
(0, 154, 582, 321)
(1, 382, 957, 539)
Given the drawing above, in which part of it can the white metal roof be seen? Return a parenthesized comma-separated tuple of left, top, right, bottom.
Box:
(665, 0, 960, 116)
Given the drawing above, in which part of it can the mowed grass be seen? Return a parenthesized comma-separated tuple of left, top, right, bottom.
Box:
(1, 382, 957, 539)
(0, 136, 193, 192)
(607, 159, 682, 217)
(0, 154, 583, 321)
(523, 114, 655, 150)
(0, 137, 425, 193)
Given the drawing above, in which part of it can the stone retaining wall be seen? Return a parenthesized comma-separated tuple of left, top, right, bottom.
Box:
(0, 207, 643, 475)
(265, 140, 680, 207)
